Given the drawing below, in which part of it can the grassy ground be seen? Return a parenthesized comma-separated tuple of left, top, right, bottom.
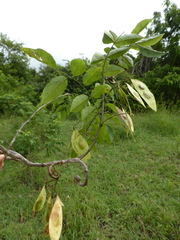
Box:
(0, 109, 180, 240)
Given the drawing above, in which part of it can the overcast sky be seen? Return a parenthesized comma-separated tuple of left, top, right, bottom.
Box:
(1, 0, 179, 67)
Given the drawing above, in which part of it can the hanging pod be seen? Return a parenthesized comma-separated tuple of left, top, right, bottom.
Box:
(49, 195, 64, 240)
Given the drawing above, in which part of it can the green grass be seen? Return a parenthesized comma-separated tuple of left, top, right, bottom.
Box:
(0, 109, 180, 239)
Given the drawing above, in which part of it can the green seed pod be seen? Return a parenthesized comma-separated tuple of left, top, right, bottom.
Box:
(32, 185, 47, 215)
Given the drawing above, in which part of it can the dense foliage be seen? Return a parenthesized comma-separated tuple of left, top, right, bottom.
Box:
(133, 0, 180, 107)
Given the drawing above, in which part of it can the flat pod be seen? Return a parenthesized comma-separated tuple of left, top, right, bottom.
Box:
(32, 185, 46, 214)
(131, 79, 157, 111)
(0, 154, 5, 170)
(71, 129, 91, 162)
(116, 107, 134, 132)
(126, 83, 145, 107)
(49, 196, 64, 240)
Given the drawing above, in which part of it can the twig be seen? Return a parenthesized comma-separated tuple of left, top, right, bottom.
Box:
(0, 144, 88, 187)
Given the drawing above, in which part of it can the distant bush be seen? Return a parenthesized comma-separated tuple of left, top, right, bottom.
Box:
(142, 65, 180, 107)
(0, 93, 34, 115)
(13, 111, 64, 156)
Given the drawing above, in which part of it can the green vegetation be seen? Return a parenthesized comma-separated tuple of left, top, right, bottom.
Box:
(0, 1, 180, 239)
(134, 0, 180, 107)
(0, 109, 180, 239)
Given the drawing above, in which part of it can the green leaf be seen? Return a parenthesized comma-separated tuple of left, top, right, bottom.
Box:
(115, 34, 143, 48)
(106, 103, 118, 113)
(122, 55, 134, 67)
(104, 47, 112, 54)
(118, 55, 134, 69)
(70, 59, 86, 76)
(41, 76, 67, 104)
(83, 67, 102, 86)
(118, 87, 131, 112)
(126, 83, 146, 107)
(131, 79, 157, 111)
(70, 94, 88, 113)
(106, 125, 114, 144)
(71, 129, 91, 162)
(94, 124, 114, 144)
(136, 34, 164, 47)
(118, 57, 128, 69)
(104, 64, 124, 76)
(138, 45, 166, 58)
(109, 30, 118, 40)
(92, 84, 111, 98)
(102, 30, 116, 44)
(131, 19, 152, 34)
(109, 47, 130, 59)
(91, 52, 105, 64)
(81, 106, 96, 121)
(59, 110, 67, 121)
(32, 185, 46, 214)
(21, 47, 57, 68)
(97, 125, 107, 144)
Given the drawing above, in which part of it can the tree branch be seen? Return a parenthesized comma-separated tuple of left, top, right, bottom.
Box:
(0, 144, 88, 187)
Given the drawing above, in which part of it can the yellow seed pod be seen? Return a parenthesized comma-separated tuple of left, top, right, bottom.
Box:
(0, 154, 5, 170)
(126, 83, 146, 107)
(131, 79, 157, 111)
(116, 107, 134, 132)
(71, 129, 91, 162)
(49, 195, 64, 240)
(32, 185, 46, 214)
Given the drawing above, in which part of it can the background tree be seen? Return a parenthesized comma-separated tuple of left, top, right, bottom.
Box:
(133, 0, 180, 107)
(134, 0, 180, 76)
(0, 33, 31, 79)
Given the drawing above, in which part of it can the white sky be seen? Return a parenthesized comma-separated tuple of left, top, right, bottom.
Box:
(1, 0, 179, 67)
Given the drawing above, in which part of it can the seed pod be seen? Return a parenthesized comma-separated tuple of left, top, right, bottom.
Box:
(131, 79, 157, 111)
(0, 154, 5, 170)
(44, 195, 53, 237)
(44, 194, 53, 224)
(116, 107, 134, 132)
(49, 195, 64, 240)
(32, 185, 46, 215)
(71, 129, 91, 162)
